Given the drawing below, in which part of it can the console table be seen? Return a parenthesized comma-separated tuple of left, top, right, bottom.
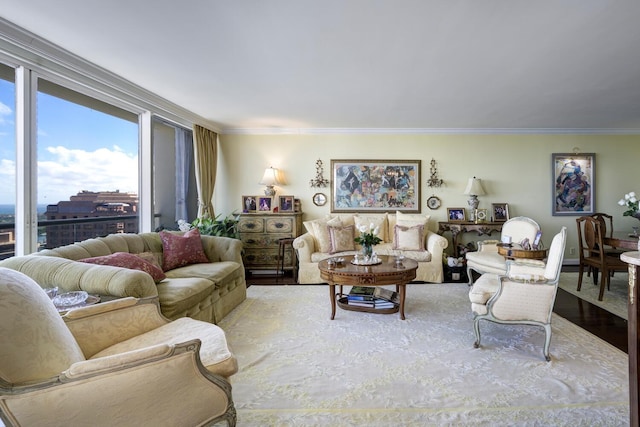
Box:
(437, 221, 504, 257)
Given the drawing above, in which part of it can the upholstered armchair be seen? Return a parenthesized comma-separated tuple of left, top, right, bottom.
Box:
(468, 226, 567, 361)
(465, 216, 541, 284)
(0, 267, 237, 427)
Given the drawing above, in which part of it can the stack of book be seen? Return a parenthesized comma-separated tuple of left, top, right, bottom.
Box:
(346, 286, 399, 309)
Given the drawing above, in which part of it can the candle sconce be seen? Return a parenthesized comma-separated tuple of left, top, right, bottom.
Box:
(426, 158, 444, 188)
(309, 159, 330, 188)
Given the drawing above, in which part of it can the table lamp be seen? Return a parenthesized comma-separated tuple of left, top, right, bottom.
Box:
(260, 167, 282, 196)
(464, 177, 486, 212)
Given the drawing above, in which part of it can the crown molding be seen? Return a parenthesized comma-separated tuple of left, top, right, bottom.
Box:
(220, 127, 640, 136)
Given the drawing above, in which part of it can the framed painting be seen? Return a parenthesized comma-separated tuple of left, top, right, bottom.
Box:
(447, 208, 466, 222)
(330, 159, 421, 213)
(552, 153, 595, 216)
(257, 196, 273, 212)
(278, 195, 294, 212)
(242, 195, 257, 213)
(491, 203, 509, 222)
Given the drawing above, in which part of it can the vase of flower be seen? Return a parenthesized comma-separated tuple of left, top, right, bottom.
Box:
(354, 223, 382, 261)
(618, 192, 640, 221)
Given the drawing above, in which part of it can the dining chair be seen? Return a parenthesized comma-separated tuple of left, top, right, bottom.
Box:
(576, 216, 628, 301)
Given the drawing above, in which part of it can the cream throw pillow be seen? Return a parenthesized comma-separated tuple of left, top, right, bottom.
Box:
(303, 216, 342, 253)
(393, 224, 425, 251)
(396, 211, 430, 227)
(328, 225, 356, 254)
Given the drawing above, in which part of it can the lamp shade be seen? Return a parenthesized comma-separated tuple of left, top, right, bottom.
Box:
(259, 167, 282, 186)
(463, 177, 486, 196)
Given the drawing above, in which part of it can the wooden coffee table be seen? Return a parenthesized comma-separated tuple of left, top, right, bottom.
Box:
(318, 255, 418, 320)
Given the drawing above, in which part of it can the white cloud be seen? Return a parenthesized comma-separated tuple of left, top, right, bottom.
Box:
(0, 145, 139, 204)
(0, 101, 12, 126)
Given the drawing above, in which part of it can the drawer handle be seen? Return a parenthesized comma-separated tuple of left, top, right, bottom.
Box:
(245, 223, 256, 229)
(274, 223, 285, 229)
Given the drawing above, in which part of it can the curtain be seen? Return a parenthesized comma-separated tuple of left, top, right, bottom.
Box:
(175, 127, 193, 222)
(193, 124, 218, 219)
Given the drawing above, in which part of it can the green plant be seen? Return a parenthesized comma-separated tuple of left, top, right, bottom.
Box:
(191, 212, 240, 239)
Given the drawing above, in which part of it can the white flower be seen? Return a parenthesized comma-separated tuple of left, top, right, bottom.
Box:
(358, 224, 368, 233)
(177, 219, 192, 232)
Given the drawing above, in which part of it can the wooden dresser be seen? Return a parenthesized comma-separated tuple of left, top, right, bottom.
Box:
(238, 212, 303, 272)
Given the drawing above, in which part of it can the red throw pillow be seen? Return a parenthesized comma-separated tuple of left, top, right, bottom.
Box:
(79, 252, 166, 283)
(160, 228, 209, 271)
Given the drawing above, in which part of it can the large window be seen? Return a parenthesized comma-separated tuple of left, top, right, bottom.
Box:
(0, 63, 15, 259)
(36, 79, 139, 248)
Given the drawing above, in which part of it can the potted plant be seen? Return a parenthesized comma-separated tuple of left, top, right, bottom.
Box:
(187, 212, 241, 239)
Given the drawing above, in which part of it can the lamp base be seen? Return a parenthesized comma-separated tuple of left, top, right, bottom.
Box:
(264, 186, 276, 196)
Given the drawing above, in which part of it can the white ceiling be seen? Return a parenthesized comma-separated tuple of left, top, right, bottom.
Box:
(1, 0, 639, 133)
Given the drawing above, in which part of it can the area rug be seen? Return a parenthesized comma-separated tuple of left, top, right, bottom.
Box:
(558, 271, 628, 320)
(218, 283, 629, 426)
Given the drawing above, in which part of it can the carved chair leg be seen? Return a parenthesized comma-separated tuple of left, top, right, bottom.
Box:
(543, 324, 552, 362)
(473, 317, 482, 348)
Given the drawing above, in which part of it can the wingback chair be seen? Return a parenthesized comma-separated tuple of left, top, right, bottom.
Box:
(0, 267, 237, 427)
(468, 226, 567, 361)
(465, 216, 541, 284)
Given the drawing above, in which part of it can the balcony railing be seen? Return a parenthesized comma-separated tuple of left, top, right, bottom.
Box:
(0, 215, 140, 260)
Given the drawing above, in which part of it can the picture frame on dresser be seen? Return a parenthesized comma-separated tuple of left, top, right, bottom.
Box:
(330, 159, 421, 213)
(258, 196, 272, 212)
(242, 195, 257, 213)
(279, 195, 295, 212)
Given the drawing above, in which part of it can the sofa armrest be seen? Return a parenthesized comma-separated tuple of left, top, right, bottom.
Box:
(63, 297, 169, 358)
(477, 240, 500, 252)
(293, 233, 316, 262)
(425, 231, 448, 264)
(0, 255, 158, 298)
(200, 235, 244, 264)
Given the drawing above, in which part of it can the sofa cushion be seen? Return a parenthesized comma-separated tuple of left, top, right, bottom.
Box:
(156, 277, 216, 319)
(159, 229, 210, 271)
(303, 216, 342, 253)
(392, 224, 425, 251)
(328, 225, 356, 254)
(396, 211, 431, 227)
(354, 213, 387, 243)
(79, 252, 166, 283)
(164, 261, 244, 289)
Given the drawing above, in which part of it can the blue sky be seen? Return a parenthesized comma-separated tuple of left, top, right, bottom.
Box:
(0, 78, 138, 205)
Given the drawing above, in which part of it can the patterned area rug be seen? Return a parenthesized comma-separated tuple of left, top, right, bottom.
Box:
(218, 283, 628, 426)
(558, 271, 628, 319)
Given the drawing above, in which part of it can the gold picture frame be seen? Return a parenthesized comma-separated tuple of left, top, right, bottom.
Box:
(447, 207, 466, 222)
(491, 203, 509, 222)
(278, 195, 294, 212)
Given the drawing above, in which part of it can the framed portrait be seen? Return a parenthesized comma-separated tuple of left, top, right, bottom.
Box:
(447, 207, 466, 222)
(491, 203, 509, 222)
(552, 153, 595, 216)
(330, 159, 421, 213)
(242, 195, 257, 213)
(278, 195, 294, 212)
(257, 196, 273, 212)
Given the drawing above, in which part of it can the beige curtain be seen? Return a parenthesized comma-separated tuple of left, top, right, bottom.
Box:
(193, 125, 218, 219)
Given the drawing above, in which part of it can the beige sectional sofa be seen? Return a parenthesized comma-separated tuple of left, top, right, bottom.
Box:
(293, 212, 448, 284)
(0, 231, 246, 324)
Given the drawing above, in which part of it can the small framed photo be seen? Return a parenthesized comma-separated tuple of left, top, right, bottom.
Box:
(491, 203, 509, 222)
(258, 196, 273, 212)
(475, 208, 488, 223)
(447, 207, 466, 222)
(279, 195, 294, 212)
(242, 195, 257, 213)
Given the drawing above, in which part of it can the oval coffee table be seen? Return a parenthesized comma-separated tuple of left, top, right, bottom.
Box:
(318, 255, 418, 320)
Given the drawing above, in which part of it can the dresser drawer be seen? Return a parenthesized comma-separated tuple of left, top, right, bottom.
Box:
(243, 248, 279, 267)
(238, 217, 264, 233)
(266, 217, 294, 233)
(241, 233, 292, 248)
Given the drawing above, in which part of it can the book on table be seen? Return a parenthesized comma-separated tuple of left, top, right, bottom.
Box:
(347, 286, 399, 308)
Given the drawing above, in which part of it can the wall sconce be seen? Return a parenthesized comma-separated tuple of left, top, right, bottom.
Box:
(426, 158, 444, 188)
(463, 177, 486, 212)
(259, 167, 282, 196)
(309, 159, 330, 188)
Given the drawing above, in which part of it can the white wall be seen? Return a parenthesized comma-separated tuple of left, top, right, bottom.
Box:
(216, 133, 640, 262)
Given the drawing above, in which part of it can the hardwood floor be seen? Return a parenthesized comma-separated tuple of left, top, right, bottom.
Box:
(246, 270, 628, 354)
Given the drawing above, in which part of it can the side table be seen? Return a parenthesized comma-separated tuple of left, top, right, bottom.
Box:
(277, 237, 297, 281)
(497, 243, 547, 260)
(437, 221, 503, 257)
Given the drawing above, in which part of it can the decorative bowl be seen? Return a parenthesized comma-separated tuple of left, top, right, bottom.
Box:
(53, 291, 89, 308)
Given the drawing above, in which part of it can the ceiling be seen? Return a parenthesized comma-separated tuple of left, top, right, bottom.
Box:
(1, 1, 639, 133)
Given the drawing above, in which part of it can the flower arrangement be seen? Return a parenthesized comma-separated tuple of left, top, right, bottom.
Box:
(354, 223, 382, 247)
(618, 192, 639, 217)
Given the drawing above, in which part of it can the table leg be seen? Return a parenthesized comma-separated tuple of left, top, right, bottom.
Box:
(399, 283, 406, 320)
(329, 283, 336, 320)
